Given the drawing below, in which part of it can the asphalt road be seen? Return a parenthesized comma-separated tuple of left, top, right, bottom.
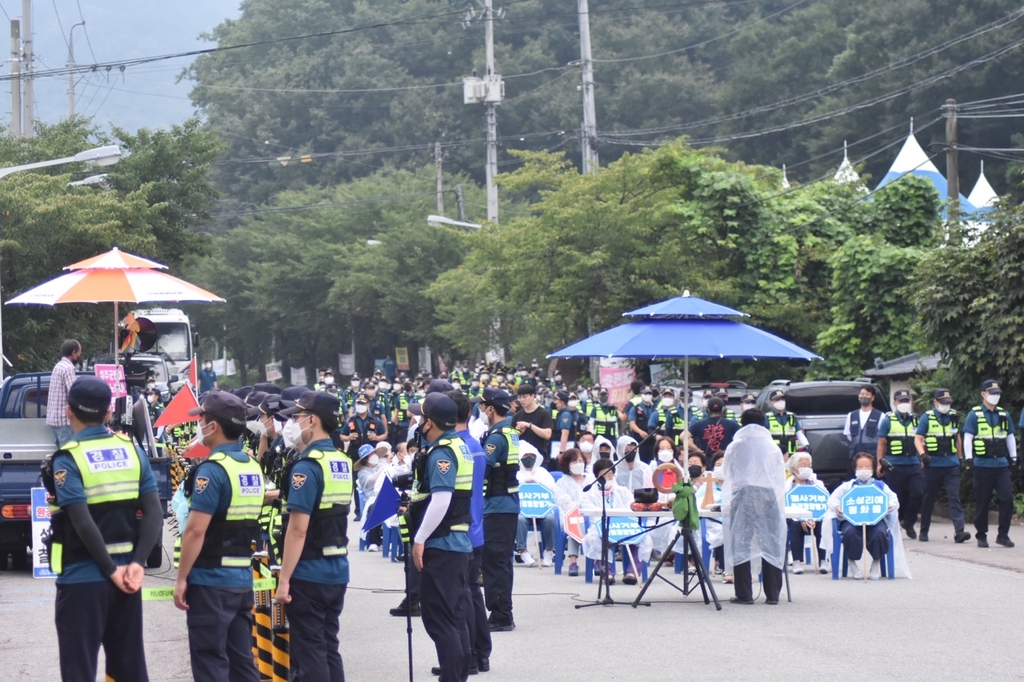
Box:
(1, 518, 1021, 681)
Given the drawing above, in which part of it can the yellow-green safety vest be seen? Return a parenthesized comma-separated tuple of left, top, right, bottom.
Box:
(971, 406, 1011, 458)
(411, 435, 474, 536)
(924, 409, 958, 455)
(283, 448, 354, 559)
(884, 412, 919, 456)
(767, 411, 798, 455)
(484, 426, 520, 497)
(191, 451, 265, 568)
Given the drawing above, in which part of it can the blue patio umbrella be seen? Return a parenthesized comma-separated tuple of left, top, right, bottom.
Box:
(548, 292, 820, 421)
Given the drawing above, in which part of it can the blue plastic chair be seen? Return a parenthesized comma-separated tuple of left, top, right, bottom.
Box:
(830, 521, 895, 580)
(550, 471, 564, 482)
(381, 523, 403, 562)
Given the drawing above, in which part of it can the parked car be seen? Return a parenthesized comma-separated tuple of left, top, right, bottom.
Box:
(756, 379, 890, 491)
(0, 372, 172, 570)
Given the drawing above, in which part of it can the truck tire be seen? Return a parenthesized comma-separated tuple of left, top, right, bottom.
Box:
(146, 528, 164, 569)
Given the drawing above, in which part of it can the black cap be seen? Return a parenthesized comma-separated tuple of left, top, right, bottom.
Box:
(661, 387, 675, 396)
(189, 390, 247, 426)
(245, 390, 268, 418)
(422, 393, 457, 429)
(408, 402, 423, 417)
(769, 389, 786, 401)
(893, 389, 912, 402)
(427, 379, 453, 395)
(67, 377, 112, 415)
(933, 388, 953, 404)
(516, 383, 536, 396)
(280, 390, 341, 420)
(253, 382, 282, 395)
(354, 393, 369, 404)
(740, 393, 757, 403)
(714, 388, 728, 398)
(481, 387, 511, 411)
(280, 385, 307, 408)
(981, 379, 1002, 394)
(702, 390, 714, 399)
(259, 395, 282, 417)
(707, 397, 725, 413)
(231, 386, 253, 400)
(555, 390, 569, 403)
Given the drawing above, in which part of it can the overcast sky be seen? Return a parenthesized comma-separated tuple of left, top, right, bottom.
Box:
(4, 0, 241, 133)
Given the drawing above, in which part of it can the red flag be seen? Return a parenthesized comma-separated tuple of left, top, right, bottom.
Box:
(181, 442, 210, 459)
(153, 386, 201, 429)
(188, 356, 198, 387)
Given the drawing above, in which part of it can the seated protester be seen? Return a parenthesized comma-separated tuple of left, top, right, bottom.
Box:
(689, 452, 726, 577)
(614, 435, 651, 492)
(653, 436, 678, 466)
(688, 398, 741, 459)
(555, 448, 592, 577)
(356, 443, 388, 551)
(785, 453, 828, 574)
(576, 432, 596, 466)
(375, 442, 414, 546)
(685, 452, 706, 480)
(647, 436, 680, 556)
(591, 435, 615, 472)
(515, 442, 558, 568)
(823, 452, 912, 580)
(581, 458, 652, 586)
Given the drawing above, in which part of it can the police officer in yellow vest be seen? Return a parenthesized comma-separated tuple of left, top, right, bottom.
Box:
(275, 390, 352, 681)
(48, 377, 163, 682)
(478, 387, 520, 632)
(876, 389, 925, 539)
(174, 391, 265, 682)
(765, 389, 809, 459)
(914, 388, 969, 543)
(409, 392, 475, 682)
(963, 380, 1016, 548)
(589, 387, 619, 439)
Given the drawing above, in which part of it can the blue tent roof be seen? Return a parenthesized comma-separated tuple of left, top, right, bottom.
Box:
(875, 132, 978, 215)
(624, 292, 748, 319)
(548, 318, 820, 361)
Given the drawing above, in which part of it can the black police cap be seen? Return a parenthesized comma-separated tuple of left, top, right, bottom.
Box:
(252, 382, 282, 395)
(279, 390, 341, 420)
(422, 392, 457, 429)
(481, 387, 511, 411)
(67, 377, 112, 415)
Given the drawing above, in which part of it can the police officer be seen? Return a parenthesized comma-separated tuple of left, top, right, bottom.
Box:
(409, 392, 473, 681)
(628, 386, 656, 463)
(48, 377, 162, 682)
(552, 390, 582, 459)
(393, 380, 419, 445)
(589, 387, 619, 439)
(648, 387, 687, 447)
(174, 391, 265, 682)
(714, 388, 738, 422)
(478, 387, 520, 632)
(876, 389, 925, 539)
(844, 385, 884, 460)
(275, 391, 352, 681)
(689, 390, 713, 423)
(914, 388, 969, 543)
(765, 389, 808, 459)
(963, 380, 1016, 548)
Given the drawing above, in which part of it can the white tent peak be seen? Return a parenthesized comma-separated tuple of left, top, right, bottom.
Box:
(834, 140, 860, 183)
(887, 131, 942, 175)
(781, 164, 790, 189)
(967, 160, 998, 209)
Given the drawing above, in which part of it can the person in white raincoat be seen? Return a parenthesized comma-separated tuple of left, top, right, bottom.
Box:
(821, 452, 912, 580)
(721, 415, 787, 604)
(581, 457, 652, 585)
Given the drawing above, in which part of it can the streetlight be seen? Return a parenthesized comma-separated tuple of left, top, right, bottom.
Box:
(427, 214, 482, 230)
(0, 145, 123, 382)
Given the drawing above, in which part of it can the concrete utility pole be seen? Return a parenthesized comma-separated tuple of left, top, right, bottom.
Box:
(68, 21, 84, 118)
(578, 0, 599, 173)
(483, 0, 499, 222)
(10, 20, 19, 138)
(21, 0, 33, 137)
(435, 141, 444, 215)
(943, 98, 959, 219)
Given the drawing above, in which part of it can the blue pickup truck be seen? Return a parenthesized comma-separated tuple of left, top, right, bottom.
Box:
(0, 372, 172, 570)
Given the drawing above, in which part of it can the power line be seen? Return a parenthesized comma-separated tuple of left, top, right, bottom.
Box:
(50, 0, 70, 53)
(209, 191, 441, 218)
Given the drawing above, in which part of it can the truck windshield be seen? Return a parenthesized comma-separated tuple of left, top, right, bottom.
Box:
(152, 323, 190, 362)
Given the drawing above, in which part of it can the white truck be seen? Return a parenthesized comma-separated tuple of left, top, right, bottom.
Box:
(133, 308, 197, 382)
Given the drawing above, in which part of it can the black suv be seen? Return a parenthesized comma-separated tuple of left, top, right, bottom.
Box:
(756, 380, 890, 491)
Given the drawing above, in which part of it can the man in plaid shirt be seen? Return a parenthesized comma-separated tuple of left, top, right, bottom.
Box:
(46, 339, 82, 447)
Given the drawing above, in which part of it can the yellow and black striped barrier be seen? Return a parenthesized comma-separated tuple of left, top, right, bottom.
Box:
(270, 584, 290, 682)
(252, 552, 275, 681)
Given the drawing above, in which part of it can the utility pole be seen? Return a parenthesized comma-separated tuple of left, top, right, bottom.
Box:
(68, 21, 84, 118)
(10, 20, 19, 138)
(943, 98, 959, 219)
(462, 0, 503, 222)
(578, 0, 599, 173)
(435, 141, 444, 215)
(21, 0, 33, 137)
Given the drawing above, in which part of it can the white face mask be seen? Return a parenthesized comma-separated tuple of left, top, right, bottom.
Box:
(281, 419, 302, 448)
(452, 383, 462, 390)
(657, 449, 674, 463)
(323, 377, 334, 385)
(936, 403, 951, 414)
(367, 455, 379, 467)
(569, 461, 586, 475)
(246, 419, 266, 436)
(578, 390, 589, 403)
(147, 394, 158, 405)
(986, 393, 1001, 406)
(741, 402, 755, 412)
(393, 383, 402, 391)
(568, 399, 579, 409)
(579, 442, 594, 454)
(772, 400, 786, 412)
(204, 364, 212, 371)
(855, 469, 873, 483)
(713, 466, 724, 481)
(480, 374, 490, 382)
(379, 383, 389, 392)
(350, 380, 360, 388)
(356, 404, 368, 415)
(797, 467, 813, 480)
(471, 380, 480, 388)
(146, 381, 156, 389)
(195, 421, 215, 447)
(896, 402, 912, 414)
(642, 394, 653, 404)
(661, 398, 675, 408)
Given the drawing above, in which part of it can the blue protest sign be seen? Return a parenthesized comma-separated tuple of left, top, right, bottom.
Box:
(840, 485, 889, 526)
(595, 517, 645, 545)
(519, 482, 555, 519)
(30, 487, 56, 579)
(785, 484, 829, 522)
